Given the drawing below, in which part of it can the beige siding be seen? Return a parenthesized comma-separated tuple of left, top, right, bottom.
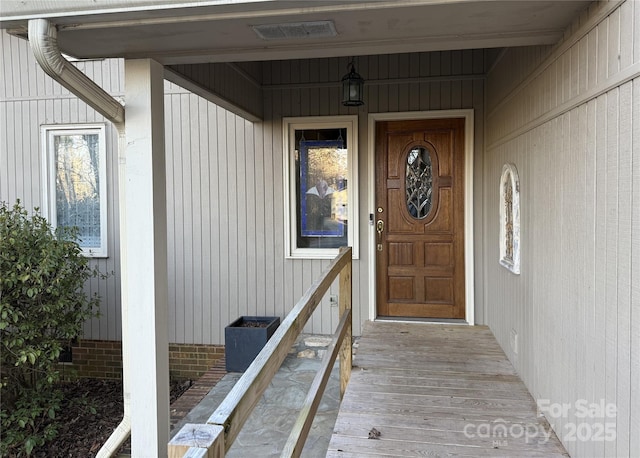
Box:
(1, 30, 487, 344)
(163, 91, 269, 344)
(260, 51, 487, 337)
(0, 32, 124, 341)
(166, 62, 263, 120)
(484, 1, 639, 456)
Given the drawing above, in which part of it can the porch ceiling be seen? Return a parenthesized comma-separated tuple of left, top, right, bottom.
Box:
(1, 0, 591, 65)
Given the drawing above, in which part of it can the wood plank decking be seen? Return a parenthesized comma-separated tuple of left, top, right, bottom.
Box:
(328, 321, 569, 457)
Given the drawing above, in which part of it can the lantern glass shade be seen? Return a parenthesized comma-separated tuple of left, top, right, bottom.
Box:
(341, 64, 364, 106)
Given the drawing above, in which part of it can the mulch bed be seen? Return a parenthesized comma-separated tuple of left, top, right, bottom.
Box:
(29, 378, 192, 457)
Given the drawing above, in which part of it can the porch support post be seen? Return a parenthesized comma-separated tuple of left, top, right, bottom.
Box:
(123, 58, 169, 457)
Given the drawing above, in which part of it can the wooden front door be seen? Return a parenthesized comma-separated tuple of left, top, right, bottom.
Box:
(375, 118, 465, 319)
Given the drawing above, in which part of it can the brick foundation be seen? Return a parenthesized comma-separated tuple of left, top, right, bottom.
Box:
(57, 340, 225, 381)
(168, 343, 226, 381)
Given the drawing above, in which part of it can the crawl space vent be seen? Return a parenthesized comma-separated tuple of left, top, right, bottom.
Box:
(252, 20, 337, 40)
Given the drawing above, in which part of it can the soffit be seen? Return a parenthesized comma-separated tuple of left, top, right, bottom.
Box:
(0, 0, 591, 65)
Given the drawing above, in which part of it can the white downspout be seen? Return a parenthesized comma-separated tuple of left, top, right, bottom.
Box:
(94, 126, 130, 458)
(28, 19, 131, 458)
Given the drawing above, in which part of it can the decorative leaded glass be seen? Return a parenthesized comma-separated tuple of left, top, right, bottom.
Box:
(54, 133, 102, 248)
(406, 146, 433, 219)
(503, 177, 513, 262)
(499, 163, 520, 274)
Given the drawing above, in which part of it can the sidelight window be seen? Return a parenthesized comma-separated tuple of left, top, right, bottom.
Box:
(499, 163, 520, 274)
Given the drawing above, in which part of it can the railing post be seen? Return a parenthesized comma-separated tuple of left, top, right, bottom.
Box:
(338, 247, 352, 399)
(168, 424, 225, 458)
(168, 247, 352, 456)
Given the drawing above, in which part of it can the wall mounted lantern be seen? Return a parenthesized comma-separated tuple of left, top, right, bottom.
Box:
(341, 61, 364, 106)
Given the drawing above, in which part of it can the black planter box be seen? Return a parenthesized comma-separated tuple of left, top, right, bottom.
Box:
(225, 316, 280, 372)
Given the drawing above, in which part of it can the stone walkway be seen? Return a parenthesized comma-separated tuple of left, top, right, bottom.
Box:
(171, 334, 344, 457)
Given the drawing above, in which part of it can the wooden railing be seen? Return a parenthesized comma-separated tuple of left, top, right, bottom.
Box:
(168, 247, 353, 458)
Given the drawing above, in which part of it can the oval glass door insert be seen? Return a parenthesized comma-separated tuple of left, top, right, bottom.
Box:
(406, 146, 433, 219)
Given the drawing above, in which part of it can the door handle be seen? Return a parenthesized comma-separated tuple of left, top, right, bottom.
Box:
(376, 220, 384, 252)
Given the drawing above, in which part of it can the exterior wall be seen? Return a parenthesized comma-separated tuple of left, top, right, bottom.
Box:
(1, 30, 488, 347)
(484, 1, 639, 456)
(166, 61, 263, 120)
(0, 32, 124, 341)
(163, 51, 488, 343)
(261, 52, 488, 334)
(58, 340, 124, 380)
(57, 340, 224, 381)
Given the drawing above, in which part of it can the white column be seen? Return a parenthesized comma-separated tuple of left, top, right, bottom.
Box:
(123, 58, 169, 457)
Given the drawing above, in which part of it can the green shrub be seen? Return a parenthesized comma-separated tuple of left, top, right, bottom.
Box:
(0, 201, 101, 456)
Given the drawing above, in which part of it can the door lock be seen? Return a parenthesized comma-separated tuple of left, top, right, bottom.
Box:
(376, 220, 384, 252)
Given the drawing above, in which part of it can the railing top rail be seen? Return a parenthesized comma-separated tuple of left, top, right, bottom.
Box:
(206, 246, 352, 451)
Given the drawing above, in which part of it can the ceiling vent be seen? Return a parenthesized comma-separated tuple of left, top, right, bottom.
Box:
(252, 20, 337, 40)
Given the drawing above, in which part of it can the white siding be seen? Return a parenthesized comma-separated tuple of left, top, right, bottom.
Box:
(484, 1, 639, 456)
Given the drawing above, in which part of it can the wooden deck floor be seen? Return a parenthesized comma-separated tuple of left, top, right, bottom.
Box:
(328, 321, 569, 457)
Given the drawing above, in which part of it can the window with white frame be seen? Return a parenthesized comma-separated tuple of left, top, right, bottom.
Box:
(42, 124, 108, 257)
(499, 163, 520, 274)
(284, 116, 359, 259)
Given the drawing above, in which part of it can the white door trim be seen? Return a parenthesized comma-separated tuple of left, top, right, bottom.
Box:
(367, 110, 475, 325)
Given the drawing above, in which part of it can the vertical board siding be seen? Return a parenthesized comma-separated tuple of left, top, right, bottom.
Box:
(631, 77, 640, 458)
(2, 30, 486, 346)
(263, 50, 486, 334)
(168, 62, 263, 120)
(484, 1, 638, 456)
(0, 32, 123, 341)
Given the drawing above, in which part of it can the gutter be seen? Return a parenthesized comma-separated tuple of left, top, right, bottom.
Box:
(28, 19, 124, 125)
(27, 19, 130, 458)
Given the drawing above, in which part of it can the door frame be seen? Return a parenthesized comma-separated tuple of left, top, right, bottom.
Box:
(367, 110, 475, 325)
